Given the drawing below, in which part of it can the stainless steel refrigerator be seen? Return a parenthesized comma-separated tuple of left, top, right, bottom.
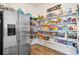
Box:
(0, 10, 30, 55)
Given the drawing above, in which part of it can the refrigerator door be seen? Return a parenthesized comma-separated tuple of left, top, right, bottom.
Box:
(18, 13, 30, 55)
(3, 10, 18, 55)
(0, 11, 3, 55)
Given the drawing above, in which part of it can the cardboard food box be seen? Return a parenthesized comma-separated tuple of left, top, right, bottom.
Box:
(39, 33, 45, 40)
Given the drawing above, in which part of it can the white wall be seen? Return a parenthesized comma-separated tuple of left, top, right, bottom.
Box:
(1, 3, 37, 17)
(1, 3, 78, 17)
(33, 3, 78, 17)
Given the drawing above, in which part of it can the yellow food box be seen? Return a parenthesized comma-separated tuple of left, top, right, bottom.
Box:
(53, 27, 58, 30)
(42, 27, 49, 31)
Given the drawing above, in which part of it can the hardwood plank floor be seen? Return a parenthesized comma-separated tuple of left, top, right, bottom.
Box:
(31, 44, 65, 55)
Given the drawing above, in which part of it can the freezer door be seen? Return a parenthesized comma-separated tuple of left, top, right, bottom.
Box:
(0, 11, 3, 55)
(3, 10, 18, 55)
(18, 13, 31, 55)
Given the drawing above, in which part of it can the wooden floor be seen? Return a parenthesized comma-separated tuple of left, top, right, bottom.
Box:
(31, 44, 65, 55)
